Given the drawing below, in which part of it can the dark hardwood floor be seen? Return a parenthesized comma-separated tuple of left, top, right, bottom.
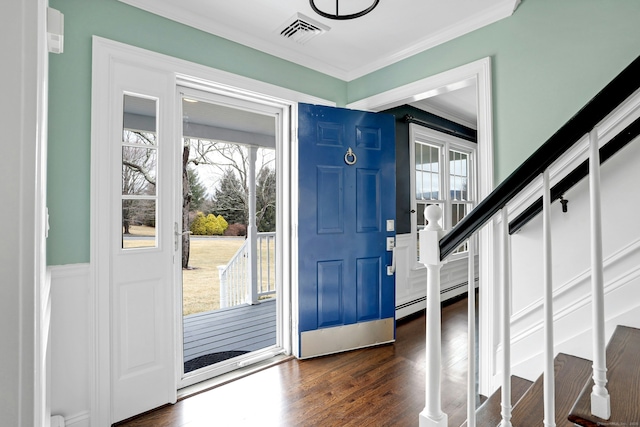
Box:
(116, 296, 476, 427)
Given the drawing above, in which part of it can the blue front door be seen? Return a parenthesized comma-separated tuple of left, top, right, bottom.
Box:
(298, 103, 396, 358)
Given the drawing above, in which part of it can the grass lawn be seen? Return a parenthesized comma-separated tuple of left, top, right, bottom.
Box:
(182, 237, 244, 315)
(123, 225, 274, 316)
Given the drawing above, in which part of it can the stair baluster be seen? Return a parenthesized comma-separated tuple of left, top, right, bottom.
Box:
(588, 129, 611, 419)
(542, 169, 556, 427)
(467, 234, 477, 427)
(499, 208, 513, 427)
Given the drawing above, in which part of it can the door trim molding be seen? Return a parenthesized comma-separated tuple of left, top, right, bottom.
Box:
(346, 57, 496, 396)
(91, 36, 334, 425)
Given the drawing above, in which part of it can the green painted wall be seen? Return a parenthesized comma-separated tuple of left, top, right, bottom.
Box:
(47, 0, 346, 265)
(47, 0, 640, 265)
(349, 0, 640, 182)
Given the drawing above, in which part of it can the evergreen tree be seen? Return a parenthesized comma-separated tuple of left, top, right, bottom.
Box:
(187, 166, 207, 212)
(211, 168, 247, 225)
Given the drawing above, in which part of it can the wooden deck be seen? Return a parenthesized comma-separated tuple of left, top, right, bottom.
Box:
(183, 299, 276, 363)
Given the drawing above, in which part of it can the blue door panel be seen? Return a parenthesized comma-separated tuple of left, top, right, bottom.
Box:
(356, 126, 381, 149)
(356, 257, 381, 322)
(317, 260, 343, 328)
(298, 103, 396, 344)
(317, 122, 344, 147)
(356, 168, 381, 233)
(317, 166, 344, 234)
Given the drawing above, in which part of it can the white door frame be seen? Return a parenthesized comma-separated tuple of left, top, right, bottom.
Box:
(174, 85, 289, 389)
(90, 36, 333, 425)
(347, 57, 496, 396)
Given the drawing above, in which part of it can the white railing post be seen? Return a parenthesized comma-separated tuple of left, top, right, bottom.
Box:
(467, 234, 477, 427)
(542, 170, 556, 427)
(419, 205, 447, 427)
(247, 146, 259, 304)
(499, 208, 512, 427)
(218, 265, 228, 308)
(588, 129, 611, 419)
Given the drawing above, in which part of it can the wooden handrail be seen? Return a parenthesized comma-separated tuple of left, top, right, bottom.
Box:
(440, 55, 640, 260)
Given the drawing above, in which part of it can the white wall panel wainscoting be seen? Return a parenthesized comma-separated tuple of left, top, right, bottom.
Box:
(49, 264, 92, 427)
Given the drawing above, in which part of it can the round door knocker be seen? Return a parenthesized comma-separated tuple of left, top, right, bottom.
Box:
(344, 147, 357, 165)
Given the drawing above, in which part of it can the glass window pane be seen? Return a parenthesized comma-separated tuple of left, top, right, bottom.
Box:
(415, 142, 441, 200)
(122, 94, 158, 251)
(431, 172, 439, 199)
(416, 144, 423, 171)
(449, 150, 469, 201)
(123, 129, 157, 146)
(417, 203, 425, 228)
(122, 199, 157, 249)
(122, 147, 157, 196)
(430, 146, 439, 172)
(452, 203, 470, 254)
(123, 95, 157, 135)
(422, 173, 432, 199)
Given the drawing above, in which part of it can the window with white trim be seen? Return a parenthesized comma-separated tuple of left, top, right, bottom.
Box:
(410, 124, 477, 264)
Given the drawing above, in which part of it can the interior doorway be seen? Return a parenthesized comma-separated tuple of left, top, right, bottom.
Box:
(346, 57, 495, 396)
(178, 88, 282, 388)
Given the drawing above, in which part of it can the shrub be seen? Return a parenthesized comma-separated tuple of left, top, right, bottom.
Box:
(190, 212, 229, 236)
(224, 223, 247, 236)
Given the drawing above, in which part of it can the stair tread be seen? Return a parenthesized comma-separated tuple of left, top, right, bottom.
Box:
(460, 376, 532, 427)
(569, 325, 640, 427)
(510, 353, 593, 427)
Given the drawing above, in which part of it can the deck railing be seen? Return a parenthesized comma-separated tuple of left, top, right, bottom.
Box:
(218, 232, 276, 309)
(419, 55, 640, 427)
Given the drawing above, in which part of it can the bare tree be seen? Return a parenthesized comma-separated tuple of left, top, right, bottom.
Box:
(255, 166, 276, 232)
(122, 130, 156, 234)
(178, 138, 277, 269)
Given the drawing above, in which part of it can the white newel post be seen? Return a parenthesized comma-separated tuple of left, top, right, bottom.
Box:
(247, 146, 259, 305)
(419, 205, 447, 427)
(588, 129, 611, 419)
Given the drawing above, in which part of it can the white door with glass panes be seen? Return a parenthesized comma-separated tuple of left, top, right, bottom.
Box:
(103, 61, 179, 423)
(410, 124, 477, 264)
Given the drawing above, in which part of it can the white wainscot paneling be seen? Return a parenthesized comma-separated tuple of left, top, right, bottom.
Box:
(49, 264, 91, 427)
(395, 233, 478, 319)
(504, 140, 640, 381)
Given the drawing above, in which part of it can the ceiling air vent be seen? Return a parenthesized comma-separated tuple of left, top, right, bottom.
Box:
(277, 13, 330, 45)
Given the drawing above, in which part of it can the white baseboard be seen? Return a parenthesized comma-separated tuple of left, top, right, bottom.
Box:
(51, 415, 65, 427)
(63, 411, 91, 427)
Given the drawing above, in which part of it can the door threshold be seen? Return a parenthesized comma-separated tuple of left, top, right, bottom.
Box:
(177, 354, 292, 400)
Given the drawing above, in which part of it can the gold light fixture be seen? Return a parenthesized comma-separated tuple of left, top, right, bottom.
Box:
(309, 0, 380, 20)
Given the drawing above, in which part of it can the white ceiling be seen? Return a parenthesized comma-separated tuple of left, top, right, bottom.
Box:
(119, 0, 519, 81)
(410, 83, 478, 129)
(121, 0, 519, 133)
